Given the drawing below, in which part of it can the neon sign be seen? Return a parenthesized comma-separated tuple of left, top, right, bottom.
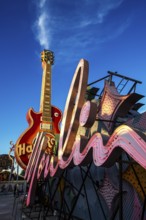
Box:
(24, 59, 146, 206)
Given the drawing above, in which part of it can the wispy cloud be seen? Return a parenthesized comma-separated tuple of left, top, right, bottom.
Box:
(77, 0, 124, 28)
(39, 0, 46, 8)
(36, 11, 50, 48)
(33, 0, 131, 55)
(96, 0, 123, 24)
(33, 0, 51, 49)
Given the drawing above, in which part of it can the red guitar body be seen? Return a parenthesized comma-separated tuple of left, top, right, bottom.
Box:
(15, 106, 62, 169)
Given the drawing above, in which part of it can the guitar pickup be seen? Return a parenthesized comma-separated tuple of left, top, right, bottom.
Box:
(40, 123, 52, 131)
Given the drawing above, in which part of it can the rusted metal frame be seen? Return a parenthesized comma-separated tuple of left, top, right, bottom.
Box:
(46, 175, 64, 215)
(126, 154, 146, 197)
(85, 168, 107, 220)
(96, 118, 116, 123)
(80, 166, 107, 219)
(41, 180, 53, 218)
(58, 199, 73, 220)
(109, 203, 120, 220)
(107, 71, 142, 84)
(48, 173, 72, 219)
(119, 155, 123, 220)
(71, 165, 107, 219)
(116, 77, 124, 90)
(56, 208, 83, 220)
(47, 169, 79, 220)
(116, 78, 128, 93)
(58, 170, 71, 220)
(62, 200, 73, 220)
(36, 180, 47, 217)
(67, 162, 92, 219)
(98, 88, 104, 99)
(57, 208, 83, 220)
(88, 75, 110, 87)
(128, 81, 138, 94)
(87, 75, 110, 99)
(39, 158, 59, 217)
(79, 166, 92, 220)
(87, 71, 142, 103)
(45, 170, 65, 216)
(39, 178, 53, 215)
(44, 178, 52, 208)
(118, 80, 129, 94)
(63, 175, 85, 197)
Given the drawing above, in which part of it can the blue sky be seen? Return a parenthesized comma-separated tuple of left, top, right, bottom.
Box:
(0, 0, 146, 155)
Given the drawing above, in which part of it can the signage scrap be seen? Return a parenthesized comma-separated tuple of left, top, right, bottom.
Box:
(15, 56, 146, 206)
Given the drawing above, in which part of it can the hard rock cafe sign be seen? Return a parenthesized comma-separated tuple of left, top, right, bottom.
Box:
(15, 55, 146, 206)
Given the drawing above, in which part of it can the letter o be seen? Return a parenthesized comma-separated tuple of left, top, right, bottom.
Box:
(58, 59, 89, 156)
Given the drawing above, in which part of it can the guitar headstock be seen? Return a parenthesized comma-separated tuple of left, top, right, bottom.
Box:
(41, 49, 54, 65)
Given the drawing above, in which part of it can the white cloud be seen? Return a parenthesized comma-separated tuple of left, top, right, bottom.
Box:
(96, 0, 123, 24)
(79, 0, 124, 27)
(39, 0, 46, 8)
(36, 11, 50, 48)
(33, 0, 51, 49)
(33, 0, 129, 51)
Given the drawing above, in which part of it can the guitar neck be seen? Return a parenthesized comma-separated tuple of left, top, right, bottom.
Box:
(40, 62, 52, 122)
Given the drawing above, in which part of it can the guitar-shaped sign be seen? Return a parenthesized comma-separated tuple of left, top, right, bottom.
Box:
(15, 50, 62, 170)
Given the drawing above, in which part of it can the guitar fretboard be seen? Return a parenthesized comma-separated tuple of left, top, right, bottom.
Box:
(40, 63, 52, 122)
